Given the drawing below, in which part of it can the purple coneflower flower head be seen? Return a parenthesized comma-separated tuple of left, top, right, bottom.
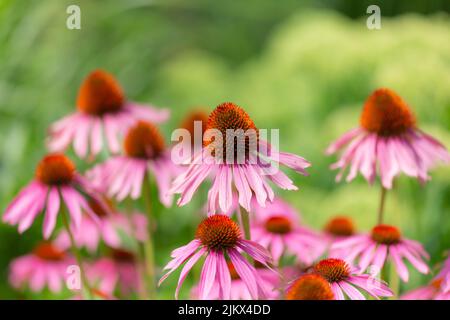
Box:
(159, 214, 274, 299)
(401, 278, 450, 300)
(56, 198, 148, 253)
(251, 198, 325, 265)
(311, 258, 393, 300)
(332, 224, 429, 282)
(326, 88, 450, 189)
(170, 102, 310, 215)
(87, 249, 140, 296)
(47, 69, 169, 159)
(323, 216, 357, 258)
(88, 121, 176, 206)
(9, 242, 74, 293)
(3, 154, 104, 238)
(191, 261, 279, 300)
(286, 274, 335, 300)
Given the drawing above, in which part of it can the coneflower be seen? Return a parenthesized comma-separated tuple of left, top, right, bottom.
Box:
(323, 216, 357, 258)
(286, 274, 335, 300)
(47, 69, 169, 159)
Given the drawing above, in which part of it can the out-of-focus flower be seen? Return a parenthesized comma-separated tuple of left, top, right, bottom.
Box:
(322, 216, 356, 258)
(9, 242, 73, 293)
(87, 249, 140, 296)
(56, 198, 148, 252)
(159, 214, 274, 299)
(251, 198, 325, 265)
(3, 154, 104, 238)
(171, 102, 310, 215)
(191, 261, 279, 300)
(311, 258, 393, 300)
(47, 69, 169, 159)
(326, 88, 450, 189)
(435, 255, 450, 293)
(286, 274, 335, 300)
(401, 278, 450, 300)
(332, 224, 429, 282)
(88, 121, 177, 206)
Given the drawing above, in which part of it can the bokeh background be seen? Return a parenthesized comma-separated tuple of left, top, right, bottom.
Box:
(0, 0, 449, 299)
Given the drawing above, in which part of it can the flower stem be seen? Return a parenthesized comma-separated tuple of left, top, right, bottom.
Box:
(377, 186, 387, 225)
(142, 173, 157, 299)
(60, 207, 92, 300)
(239, 206, 251, 240)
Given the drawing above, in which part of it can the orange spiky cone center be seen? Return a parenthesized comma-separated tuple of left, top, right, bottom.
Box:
(360, 88, 416, 136)
(325, 216, 355, 237)
(77, 69, 124, 115)
(286, 274, 334, 300)
(124, 121, 165, 159)
(314, 258, 350, 283)
(371, 224, 401, 245)
(195, 215, 241, 250)
(33, 242, 66, 261)
(204, 102, 259, 161)
(265, 216, 292, 234)
(35, 154, 75, 185)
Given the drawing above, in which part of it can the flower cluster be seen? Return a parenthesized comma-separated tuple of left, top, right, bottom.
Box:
(2, 71, 449, 300)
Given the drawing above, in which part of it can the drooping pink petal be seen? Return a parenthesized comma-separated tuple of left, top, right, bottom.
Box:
(339, 281, 365, 300)
(43, 187, 61, 239)
(198, 251, 218, 299)
(174, 247, 207, 299)
(228, 248, 259, 299)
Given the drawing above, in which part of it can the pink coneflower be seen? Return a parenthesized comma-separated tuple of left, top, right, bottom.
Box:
(56, 198, 148, 252)
(251, 198, 325, 265)
(436, 255, 450, 293)
(286, 274, 335, 300)
(326, 88, 450, 189)
(3, 154, 103, 238)
(171, 102, 310, 215)
(159, 214, 274, 299)
(47, 69, 169, 159)
(9, 242, 73, 293)
(401, 278, 450, 300)
(88, 121, 176, 206)
(332, 224, 429, 282)
(323, 216, 356, 258)
(191, 261, 279, 300)
(311, 258, 393, 300)
(87, 249, 140, 296)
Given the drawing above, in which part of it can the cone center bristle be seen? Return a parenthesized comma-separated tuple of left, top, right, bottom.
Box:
(314, 258, 350, 283)
(203, 102, 259, 162)
(111, 249, 135, 262)
(325, 216, 355, 237)
(360, 88, 415, 136)
(371, 224, 401, 245)
(124, 121, 165, 159)
(195, 215, 241, 250)
(77, 69, 124, 116)
(286, 274, 334, 300)
(33, 242, 65, 261)
(35, 154, 75, 185)
(265, 216, 292, 234)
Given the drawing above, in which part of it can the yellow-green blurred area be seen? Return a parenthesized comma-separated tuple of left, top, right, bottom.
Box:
(0, 0, 449, 299)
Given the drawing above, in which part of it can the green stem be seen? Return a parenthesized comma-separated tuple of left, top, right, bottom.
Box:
(142, 174, 156, 299)
(60, 208, 92, 300)
(377, 186, 387, 225)
(239, 207, 251, 240)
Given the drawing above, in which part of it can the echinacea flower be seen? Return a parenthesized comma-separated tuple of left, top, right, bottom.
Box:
(286, 274, 335, 300)
(88, 121, 176, 206)
(326, 88, 450, 189)
(3, 154, 104, 238)
(159, 214, 274, 299)
(435, 255, 450, 293)
(191, 261, 279, 300)
(311, 258, 393, 300)
(332, 224, 429, 282)
(9, 242, 74, 293)
(87, 249, 140, 296)
(251, 198, 325, 265)
(171, 102, 310, 215)
(56, 198, 148, 252)
(323, 216, 356, 258)
(401, 278, 450, 300)
(47, 69, 169, 159)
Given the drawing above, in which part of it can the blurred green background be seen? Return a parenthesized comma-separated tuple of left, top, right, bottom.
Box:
(0, 0, 449, 299)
